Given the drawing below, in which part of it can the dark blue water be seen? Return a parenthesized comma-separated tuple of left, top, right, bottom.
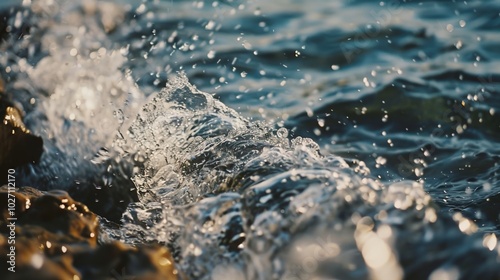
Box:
(1, 0, 500, 279)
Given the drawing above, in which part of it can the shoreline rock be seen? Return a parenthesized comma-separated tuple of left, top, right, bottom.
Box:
(0, 186, 179, 279)
(0, 79, 43, 185)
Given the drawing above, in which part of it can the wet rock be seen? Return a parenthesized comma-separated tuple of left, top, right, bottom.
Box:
(0, 187, 179, 279)
(73, 242, 179, 280)
(65, 158, 140, 223)
(0, 81, 43, 185)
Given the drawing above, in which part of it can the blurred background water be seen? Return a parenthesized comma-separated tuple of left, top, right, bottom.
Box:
(1, 0, 500, 279)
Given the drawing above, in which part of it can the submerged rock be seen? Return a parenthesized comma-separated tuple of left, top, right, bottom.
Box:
(0, 187, 179, 279)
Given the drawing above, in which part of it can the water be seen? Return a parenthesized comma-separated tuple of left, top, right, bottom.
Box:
(1, 0, 500, 279)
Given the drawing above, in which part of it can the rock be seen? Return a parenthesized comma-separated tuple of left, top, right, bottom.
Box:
(0, 187, 179, 279)
(73, 242, 179, 280)
(0, 80, 44, 185)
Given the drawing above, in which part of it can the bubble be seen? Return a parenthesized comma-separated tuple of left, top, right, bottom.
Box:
(276, 128, 288, 138)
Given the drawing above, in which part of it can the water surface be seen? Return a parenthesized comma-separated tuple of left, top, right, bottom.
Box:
(1, 0, 500, 279)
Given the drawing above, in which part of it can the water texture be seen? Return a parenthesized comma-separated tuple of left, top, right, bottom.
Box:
(1, 0, 500, 279)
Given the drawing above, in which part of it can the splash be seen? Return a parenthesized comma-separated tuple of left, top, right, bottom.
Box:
(111, 74, 496, 279)
(0, 0, 143, 220)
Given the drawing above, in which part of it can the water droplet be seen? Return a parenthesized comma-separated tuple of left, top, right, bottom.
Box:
(205, 20, 216, 30)
(316, 119, 325, 128)
(306, 107, 314, 117)
(207, 50, 216, 59)
(376, 156, 387, 166)
(483, 233, 497, 251)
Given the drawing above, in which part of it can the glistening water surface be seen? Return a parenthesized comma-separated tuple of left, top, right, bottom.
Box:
(1, 0, 500, 279)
